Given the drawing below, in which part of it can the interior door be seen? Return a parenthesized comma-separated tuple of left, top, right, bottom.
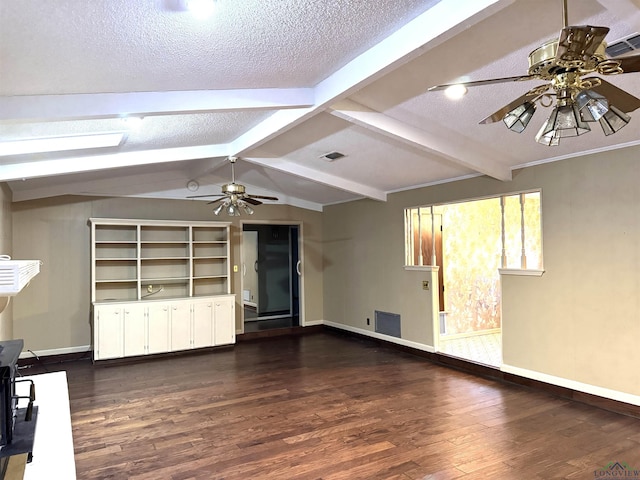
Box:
(242, 224, 301, 325)
(242, 231, 259, 308)
(416, 213, 444, 311)
(257, 225, 291, 316)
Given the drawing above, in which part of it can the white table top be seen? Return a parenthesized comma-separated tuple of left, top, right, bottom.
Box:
(14, 371, 76, 480)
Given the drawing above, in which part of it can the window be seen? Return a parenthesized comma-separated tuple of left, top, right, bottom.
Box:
(404, 191, 543, 334)
(404, 190, 543, 271)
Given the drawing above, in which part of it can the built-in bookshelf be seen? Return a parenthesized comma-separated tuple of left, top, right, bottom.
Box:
(90, 219, 231, 303)
(90, 219, 235, 361)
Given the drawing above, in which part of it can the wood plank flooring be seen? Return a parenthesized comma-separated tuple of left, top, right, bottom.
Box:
(23, 332, 640, 479)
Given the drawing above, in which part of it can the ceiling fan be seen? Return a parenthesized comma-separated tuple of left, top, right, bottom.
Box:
(429, 0, 640, 145)
(187, 156, 279, 216)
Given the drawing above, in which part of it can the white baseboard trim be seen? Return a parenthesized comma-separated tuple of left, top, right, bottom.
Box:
(323, 321, 435, 353)
(303, 319, 324, 327)
(19, 344, 91, 359)
(501, 363, 640, 407)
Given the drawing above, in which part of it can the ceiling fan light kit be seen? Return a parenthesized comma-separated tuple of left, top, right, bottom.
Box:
(186, 156, 278, 216)
(429, 0, 640, 146)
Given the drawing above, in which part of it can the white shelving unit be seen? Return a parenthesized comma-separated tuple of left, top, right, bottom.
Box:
(90, 218, 235, 361)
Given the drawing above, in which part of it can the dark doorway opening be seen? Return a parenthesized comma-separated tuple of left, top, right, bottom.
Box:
(242, 224, 301, 332)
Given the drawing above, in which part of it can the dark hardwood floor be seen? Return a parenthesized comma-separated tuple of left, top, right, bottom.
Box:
(23, 332, 640, 479)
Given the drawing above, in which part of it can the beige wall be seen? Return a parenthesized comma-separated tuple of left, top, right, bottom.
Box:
(0, 183, 13, 340)
(9, 144, 640, 400)
(11, 196, 323, 353)
(323, 144, 640, 398)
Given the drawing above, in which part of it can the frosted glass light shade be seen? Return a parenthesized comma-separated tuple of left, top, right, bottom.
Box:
(503, 101, 536, 133)
(576, 89, 609, 122)
(535, 103, 590, 145)
(599, 105, 630, 135)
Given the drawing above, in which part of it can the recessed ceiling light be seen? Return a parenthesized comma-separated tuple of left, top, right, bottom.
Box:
(123, 116, 144, 129)
(180, 0, 216, 18)
(444, 84, 468, 100)
(0, 132, 125, 157)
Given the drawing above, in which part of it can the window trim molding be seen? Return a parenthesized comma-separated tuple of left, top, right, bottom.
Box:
(499, 268, 544, 277)
(403, 265, 440, 272)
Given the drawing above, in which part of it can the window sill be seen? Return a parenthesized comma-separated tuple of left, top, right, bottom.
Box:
(404, 265, 439, 272)
(499, 268, 544, 277)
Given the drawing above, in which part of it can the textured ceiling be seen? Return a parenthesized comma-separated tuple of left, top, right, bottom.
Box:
(0, 0, 438, 94)
(1, 0, 640, 211)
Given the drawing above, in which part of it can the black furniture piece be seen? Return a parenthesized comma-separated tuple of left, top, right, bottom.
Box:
(0, 340, 37, 480)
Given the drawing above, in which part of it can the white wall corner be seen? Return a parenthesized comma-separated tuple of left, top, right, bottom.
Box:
(303, 319, 325, 327)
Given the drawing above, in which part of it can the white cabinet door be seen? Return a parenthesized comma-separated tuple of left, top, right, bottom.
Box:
(192, 300, 214, 349)
(214, 296, 235, 346)
(147, 303, 171, 354)
(94, 304, 124, 360)
(94, 295, 235, 361)
(123, 304, 146, 357)
(169, 301, 191, 351)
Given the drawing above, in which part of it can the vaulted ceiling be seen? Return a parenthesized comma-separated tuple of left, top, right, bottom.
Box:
(2, 0, 640, 211)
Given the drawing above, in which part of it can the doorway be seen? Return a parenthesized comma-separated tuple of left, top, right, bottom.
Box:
(241, 223, 301, 332)
(436, 198, 502, 367)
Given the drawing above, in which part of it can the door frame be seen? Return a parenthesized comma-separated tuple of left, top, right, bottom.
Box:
(239, 220, 305, 333)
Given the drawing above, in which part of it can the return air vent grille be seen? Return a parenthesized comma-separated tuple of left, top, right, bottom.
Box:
(375, 310, 401, 338)
(606, 33, 640, 58)
(320, 151, 345, 162)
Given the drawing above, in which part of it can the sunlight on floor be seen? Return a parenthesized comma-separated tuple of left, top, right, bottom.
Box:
(439, 332, 502, 367)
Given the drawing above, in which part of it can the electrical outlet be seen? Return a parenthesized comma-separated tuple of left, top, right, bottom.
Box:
(422, 281, 429, 290)
(147, 284, 153, 293)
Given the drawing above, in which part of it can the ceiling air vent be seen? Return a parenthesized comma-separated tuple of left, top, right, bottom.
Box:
(320, 151, 345, 162)
(606, 33, 640, 58)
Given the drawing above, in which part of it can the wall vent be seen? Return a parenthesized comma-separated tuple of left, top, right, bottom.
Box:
(375, 310, 401, 338)
(606, 33, 640, 58)
(320, 151, 345, 162)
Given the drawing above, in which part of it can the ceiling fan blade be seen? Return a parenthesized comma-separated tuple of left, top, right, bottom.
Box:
(589, 78, 640, 113)
(206, 197, 227, 206)
(428, 74, 538, 92)
(187, 193, 224, 199)
(247, 194, 279, 201)
(479, 87, 548, 124)
(243, 197, 263, 206)
(555, 25, 609, 66)
(615, 53, 640, 74)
